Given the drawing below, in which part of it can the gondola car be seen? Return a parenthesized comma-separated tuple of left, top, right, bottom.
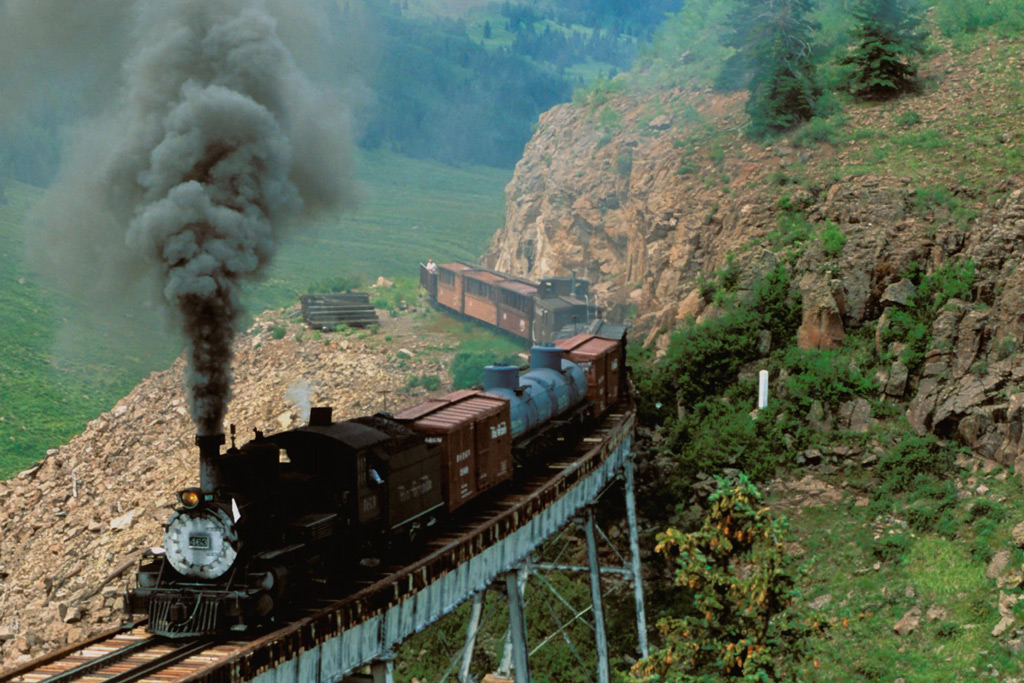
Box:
(420, 261, 602, 343)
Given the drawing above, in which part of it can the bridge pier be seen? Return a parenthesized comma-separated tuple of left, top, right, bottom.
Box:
(504, 566, 532, 683)
(458, 591, 486, 683)
(623, 454, 649, 658)
(340, 652, 394, 683)
(583, 506, 610, 683)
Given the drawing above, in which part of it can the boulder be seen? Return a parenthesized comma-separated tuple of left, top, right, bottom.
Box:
(1012, 520, 1024, 549)
(893, 607, 922, 636)
(881, 278, 916, 307)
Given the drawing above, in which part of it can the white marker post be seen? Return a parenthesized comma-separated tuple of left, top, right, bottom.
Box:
(758, 370, 769, 410)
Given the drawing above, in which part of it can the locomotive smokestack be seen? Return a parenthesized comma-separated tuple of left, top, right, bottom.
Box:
(196, 433, 226, 492)
(309, 406, 332, 427)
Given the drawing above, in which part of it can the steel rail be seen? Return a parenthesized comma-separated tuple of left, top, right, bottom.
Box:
(38, 636, 161, 683)
(101, 639, 211, 683)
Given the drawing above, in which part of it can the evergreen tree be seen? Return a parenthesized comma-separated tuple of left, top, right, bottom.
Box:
(719, 0, 820, 137)
(841, 0, 927, 100)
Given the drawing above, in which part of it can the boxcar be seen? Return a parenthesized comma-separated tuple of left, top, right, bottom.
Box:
(420, 261, 602, 343)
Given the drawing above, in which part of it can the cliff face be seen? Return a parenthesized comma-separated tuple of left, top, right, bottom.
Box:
(484, 42, 1024, 468)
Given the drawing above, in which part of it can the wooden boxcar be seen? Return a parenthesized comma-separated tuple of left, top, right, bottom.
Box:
(393, 390, 513, 513)
(555, 333, 623, 418)
(420, 261, 602, 343)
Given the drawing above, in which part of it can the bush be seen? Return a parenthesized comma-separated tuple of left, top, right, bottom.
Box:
(895, 109, 922, 128)
(615, 151, 633, 177)
(405, 374, 442, 391)
(792, 116, 842, 146)
(270, 325, 287, 340)
(783, 347, 877, 411)
(450, 351, 521, 390)
(870, 531, 913, 564)
(629, 475, 812, 681)
(881, 259, 975, 370)
(933, 0, 1024, 37)
(819, 221, 847, 258)
(876, 433, 958, 494)
(903, 480, 958, 535)
(306, 275, 363, 294)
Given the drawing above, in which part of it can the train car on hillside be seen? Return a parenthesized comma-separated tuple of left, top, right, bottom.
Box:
(420, 261, 602, 343)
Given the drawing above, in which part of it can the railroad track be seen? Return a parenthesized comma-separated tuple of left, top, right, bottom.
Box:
(0, 623, 244, 683)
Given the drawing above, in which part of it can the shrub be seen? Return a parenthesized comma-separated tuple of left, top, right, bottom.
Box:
(876, 433, 958, 494)
(895, 109, 922, 127)
(615, 151, 633, 177)
(870, 531, 913, 564)
(270, 325, 287, 340)
(306, 274, 362, 294)
(819, 221, 847, 258)
(629, 475, 812, 681)
(881, 259, 975, 370)
(792, 116, 841, 146)
(405, 374, 441, 391)
(450, 351, 521, 390)
(783, 347, 877, 411)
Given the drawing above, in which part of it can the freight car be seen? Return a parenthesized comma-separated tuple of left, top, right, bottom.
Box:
(126, 334, 626, 637)
(420, 261, 602, 343)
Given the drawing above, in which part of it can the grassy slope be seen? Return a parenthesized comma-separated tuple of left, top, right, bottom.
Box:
(629, 31, 1024, 683)
(0, 150, 510, 478)
(786, 464, 1023, 681)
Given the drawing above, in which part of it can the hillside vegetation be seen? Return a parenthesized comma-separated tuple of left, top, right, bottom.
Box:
(0, 150, 509, 478)
(474, 0, 1024, 679)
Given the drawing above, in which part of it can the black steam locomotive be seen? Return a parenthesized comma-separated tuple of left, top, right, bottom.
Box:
(127, 333, 625, 637)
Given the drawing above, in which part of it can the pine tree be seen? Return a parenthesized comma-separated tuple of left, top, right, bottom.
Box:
(842, 0, 927, 100)
(718, 0, 820, 137)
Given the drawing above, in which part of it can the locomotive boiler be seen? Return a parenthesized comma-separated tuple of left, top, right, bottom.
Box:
(127, 334, 626, 637)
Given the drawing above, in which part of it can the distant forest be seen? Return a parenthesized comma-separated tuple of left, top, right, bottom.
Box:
(0, 0, 682, 185)
(344, 0, 681, 168)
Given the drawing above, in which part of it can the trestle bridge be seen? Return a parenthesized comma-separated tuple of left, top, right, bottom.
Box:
(2, 407, 645, 683)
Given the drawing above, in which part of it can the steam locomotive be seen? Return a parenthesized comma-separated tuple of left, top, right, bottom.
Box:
(126, 333, 625, 637)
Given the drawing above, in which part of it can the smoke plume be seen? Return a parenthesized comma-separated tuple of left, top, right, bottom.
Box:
(285, 380, 315, 423)
(23, 0, 353, 435)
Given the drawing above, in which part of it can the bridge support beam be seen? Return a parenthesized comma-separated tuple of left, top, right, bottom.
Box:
(505, 567, 532, 683)
(370, 657, 394, 683)
(624, 454, 649, 658)
(340, 652, 394, 683)
(584, 507, 610, 683)
(459, 591, 486, 683)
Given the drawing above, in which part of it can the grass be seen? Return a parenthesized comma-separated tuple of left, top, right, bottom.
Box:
(0, 149, 510, 478)
(787, 464, 1024, 681)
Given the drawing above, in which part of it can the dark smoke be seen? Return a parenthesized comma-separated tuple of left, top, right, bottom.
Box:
(24, 1, 353, 435)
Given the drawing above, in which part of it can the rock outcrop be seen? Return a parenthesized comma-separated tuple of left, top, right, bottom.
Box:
(483, 46, 1024, 470)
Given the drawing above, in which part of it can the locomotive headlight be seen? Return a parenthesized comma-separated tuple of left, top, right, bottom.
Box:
(178, 488, 202, 509)
(163, 506, 238, 579)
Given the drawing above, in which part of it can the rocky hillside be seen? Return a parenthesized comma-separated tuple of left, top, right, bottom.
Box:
(484, 35, 1024, 469)
(0, 308, 458, 669)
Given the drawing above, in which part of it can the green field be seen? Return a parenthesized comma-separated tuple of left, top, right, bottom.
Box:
(0, 150, 510, 478)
